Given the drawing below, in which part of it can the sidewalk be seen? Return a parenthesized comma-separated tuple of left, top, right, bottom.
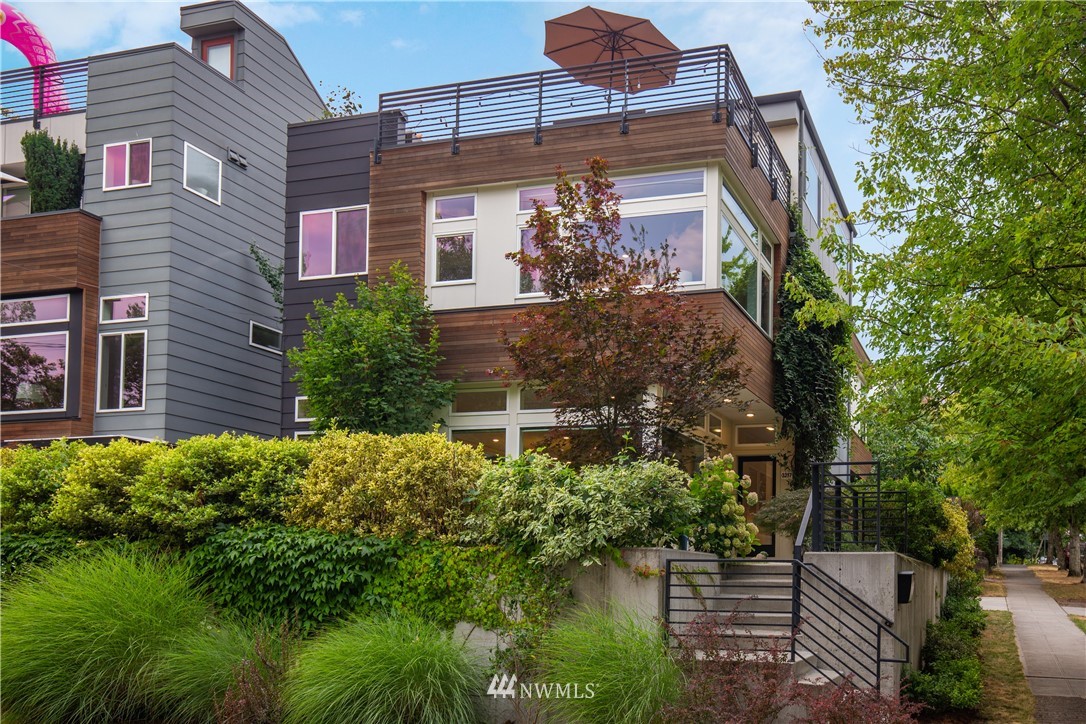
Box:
(1002, 565, 1086, 723)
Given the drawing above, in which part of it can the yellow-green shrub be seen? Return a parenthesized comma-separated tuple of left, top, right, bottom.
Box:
(50, 439, 169, 537)
(1, 440, 86, 533)
(288, 430, 486, 539)
(936, 499, 975, 577)
(126, 434, 311, 543)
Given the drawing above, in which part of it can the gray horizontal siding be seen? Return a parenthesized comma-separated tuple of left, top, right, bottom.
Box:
(280, 114, 377, 435)
(84, 9, 324, 442)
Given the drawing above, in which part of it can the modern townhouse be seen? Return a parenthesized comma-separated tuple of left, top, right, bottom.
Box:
(0, 0, 325, 443)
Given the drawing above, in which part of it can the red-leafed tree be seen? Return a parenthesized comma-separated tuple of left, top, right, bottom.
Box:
(500, 157, 745, 462)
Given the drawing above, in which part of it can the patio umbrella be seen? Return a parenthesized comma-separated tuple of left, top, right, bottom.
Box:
(544, 6, 680, 93)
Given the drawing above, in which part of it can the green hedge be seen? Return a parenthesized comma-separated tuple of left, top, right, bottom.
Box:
(906, 573, 986, 712)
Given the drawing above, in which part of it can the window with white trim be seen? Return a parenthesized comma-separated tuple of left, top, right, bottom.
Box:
(103, 139, 151, 190)
(1, 294, 72, 414)
(431, 193, 476, 285)
(98, 330, 146, 411)
(183, 142, 222, 204)
(249, 321, 282, 354)
(721, 180, 774, 334)
(100, 293, 148, 323)
(300, 206, 368, 279)
(295, 396, 314, 422)
(515, 169, 707, 293)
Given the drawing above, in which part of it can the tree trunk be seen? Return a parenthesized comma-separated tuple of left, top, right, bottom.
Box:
(1070, 517, 1082, 579)
(1047, 527, 1057, 564)
(997, 528, 1004, 567)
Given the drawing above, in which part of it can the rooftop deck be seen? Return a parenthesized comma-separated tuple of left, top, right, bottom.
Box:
(376, 44, 790, 207)
(0, 58, 89, 125)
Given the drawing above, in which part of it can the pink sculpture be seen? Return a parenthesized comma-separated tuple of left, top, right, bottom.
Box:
(1, 2, 70, 114)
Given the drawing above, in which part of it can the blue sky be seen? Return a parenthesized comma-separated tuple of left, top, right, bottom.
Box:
(3, 2, 869, 211)
(3, 1, 889, 258)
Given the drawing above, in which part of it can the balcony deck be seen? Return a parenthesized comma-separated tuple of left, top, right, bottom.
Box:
(376, 44, 790, 208)
(1, 58, 89, 125)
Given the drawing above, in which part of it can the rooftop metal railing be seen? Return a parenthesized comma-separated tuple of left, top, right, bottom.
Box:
(376, 44, 791, 207)
(1, 58, 89, 126)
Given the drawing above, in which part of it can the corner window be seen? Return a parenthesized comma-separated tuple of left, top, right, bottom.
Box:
(300, 206, 368, 279)
(183, 142, 222, 205)
(100, 293, 148, 323)
(721, 180, 774, 334)
(201, 36, 235, 78)
(103, 139, 151, 190)
(98, 330, 145, 412)
(249, 321, 282, 354)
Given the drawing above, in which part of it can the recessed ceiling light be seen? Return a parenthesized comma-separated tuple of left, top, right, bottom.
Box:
(745, 412, 755, 418)
(492, 438, 500, 443)
(562, 436, 571, 440)
(765, 426, 775, 431)
(723, 398, 732, 403)
(712, 428, 722, 433)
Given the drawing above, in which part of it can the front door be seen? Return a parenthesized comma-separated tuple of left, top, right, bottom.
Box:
(738, 456, 776, 556)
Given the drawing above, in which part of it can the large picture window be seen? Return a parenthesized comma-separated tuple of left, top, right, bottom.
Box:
(103, 139, 151, 190)
(721, 181, 774, 334)
(183, 142, 222, 204)
(515, 169, 707, 295)
(300, 206, 368, 279)
(98, 330, 146, 411)
(620, 210, 704, 283)
(1, 293, 73, 415)
(1, 332, 68, 413)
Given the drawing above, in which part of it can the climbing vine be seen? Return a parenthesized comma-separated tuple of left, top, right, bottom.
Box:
(772, 206, 853, 484)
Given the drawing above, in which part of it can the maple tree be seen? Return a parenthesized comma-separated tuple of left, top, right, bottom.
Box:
(500, 157, 744, 462)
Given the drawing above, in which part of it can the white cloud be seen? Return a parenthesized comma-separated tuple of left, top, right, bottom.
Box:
(389, 37, 423, 52)
(338, 8, 365, 27)
(247, 2, 322, 29)
(13, 1, 185, 56)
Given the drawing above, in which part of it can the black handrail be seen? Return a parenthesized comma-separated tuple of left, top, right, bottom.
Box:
(375, 44, 791, 207)
(1, 58, 89, 127)
(665, 557, 909, 689)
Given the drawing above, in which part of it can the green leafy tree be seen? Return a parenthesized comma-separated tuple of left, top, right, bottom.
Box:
(772, 208, 852, 484)
(20, 130, 83, 212)
(288, 262, 454, 434)
(810, 2, 1086, 577)
(318, 82, 362, 118)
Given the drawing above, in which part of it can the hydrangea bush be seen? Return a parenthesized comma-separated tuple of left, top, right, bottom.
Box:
(688, 455, 758, 557)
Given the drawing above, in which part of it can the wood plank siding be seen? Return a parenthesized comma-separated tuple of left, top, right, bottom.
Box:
(370, 107, 787, 404)
(1, 210, 101, 440)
